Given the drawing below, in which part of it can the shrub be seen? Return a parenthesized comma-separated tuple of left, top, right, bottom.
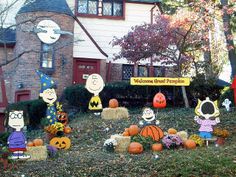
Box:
(5, 99, 47, 129)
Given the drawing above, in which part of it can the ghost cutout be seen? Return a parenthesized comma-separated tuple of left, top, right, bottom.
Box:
(194, 97, 220, 139)
(222, 98, 231, 112)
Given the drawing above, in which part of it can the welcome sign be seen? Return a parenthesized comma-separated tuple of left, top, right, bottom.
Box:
(130, 77, 190, 86)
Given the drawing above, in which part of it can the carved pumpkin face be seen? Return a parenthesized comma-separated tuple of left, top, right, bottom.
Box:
(49, 137, 71, 150)
(57, 111, 68, 126)
(153, 92, 166, 108)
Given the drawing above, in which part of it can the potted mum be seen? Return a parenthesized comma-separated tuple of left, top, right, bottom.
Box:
(162, 134, 183, 149)
(213, 128, 230, 145)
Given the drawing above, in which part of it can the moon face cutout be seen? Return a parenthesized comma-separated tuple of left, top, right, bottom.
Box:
(36, 20, 61, 44)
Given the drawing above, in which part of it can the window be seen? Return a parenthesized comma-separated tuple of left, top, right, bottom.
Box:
(77, 0, 123, 17)
(78, 0, 98, 15)
(41, 43, 54, 70)
(122, 64, 134, 80)
(138, 65, 149, 77)
(154, 66, 165, 77)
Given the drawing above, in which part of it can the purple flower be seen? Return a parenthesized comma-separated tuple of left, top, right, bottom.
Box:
(162, 135, 183, 149)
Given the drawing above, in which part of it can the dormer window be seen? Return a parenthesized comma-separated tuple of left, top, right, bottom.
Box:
(77, 0, 124, 18)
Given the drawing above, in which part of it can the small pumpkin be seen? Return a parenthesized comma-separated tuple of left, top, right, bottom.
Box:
(128, 125, 139, 136)
(64, 126, 72, 134)
(140, 125, 164, 141)
(57, 111, 68, 126)
(153, 92, 166, 108)
(50, 137, 71, 150)
(128, 142, 143, 154)
(168, 128, 177, 135)
(122, 131, 130, 136)
(109, 99, 119, 108)
(184, 139, 196, 149)
(33, 138, 44, 146)
(27, 141, 34, 147)
(152, 143, 163, 152)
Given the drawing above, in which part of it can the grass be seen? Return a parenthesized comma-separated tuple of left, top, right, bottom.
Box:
(2, 108, 236, 177)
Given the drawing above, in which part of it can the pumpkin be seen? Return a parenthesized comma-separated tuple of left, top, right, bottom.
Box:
(122, 131, 130, 136)
(168, 128, 177, 135)
(57, 111, 68, 126)
(153, 92, 166, 108)
(184, 139, 196, 149)
(33, 138, 44, 146)
(140, 125, 164, 141)
(50, 137, 71, 150)
(128, 142, 143, 154)
(109, 99, 119, 108)
(27, 141, 34, 147)
(152, 143, 163, 152)
(64, 126, 72, 134)
(128, 125, 139, 136)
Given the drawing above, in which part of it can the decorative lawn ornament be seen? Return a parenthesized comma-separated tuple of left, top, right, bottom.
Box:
(7, 110, 31, 160)
(222, 98, 231, 112)
(168, 128, 177, 135)
(49, 137, 71, 150)
(194, 97, 220, 139)
(57, 111, 68, 126)
(184, 139, 196, 150)
(139, 108, 164, 141)
(152, 143, 163, 152)
(153, 92, 166, 108)
(37, 70, 58, 125)
(128, 142, 143, 154)
(109, 99, 119, 108)
(85, 74, 105, 115)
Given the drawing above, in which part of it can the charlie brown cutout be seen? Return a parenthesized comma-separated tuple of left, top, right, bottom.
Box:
(36, 70, 57, 125)
(85, 74, 105, 114)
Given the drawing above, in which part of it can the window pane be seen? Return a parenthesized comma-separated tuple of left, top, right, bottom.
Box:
(113, 2, 122, 16)
(122, 64, 134, 80)
(154, 67, 165, 77)
(78, 0, 88, 13)
(138, 66, 148, 77)
(41, 44, 53, 69)
(88, 0, 97, 14)
(103, 2, 112, 16)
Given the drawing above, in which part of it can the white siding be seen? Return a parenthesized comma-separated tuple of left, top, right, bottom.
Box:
(73, 2, 159, 64)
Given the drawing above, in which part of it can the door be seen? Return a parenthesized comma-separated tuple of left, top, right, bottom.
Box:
(15, 90, 31, 102)
(73, 59, 100, 84)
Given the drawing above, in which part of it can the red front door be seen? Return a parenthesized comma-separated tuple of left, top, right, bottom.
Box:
(73, 59, 100, 84)
(15, 90, 31, 102)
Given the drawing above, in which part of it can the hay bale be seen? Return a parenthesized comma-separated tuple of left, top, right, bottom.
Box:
(26, 146, 48, 161)
(101, 107, 129, 120)
(111, 134, 131, 153)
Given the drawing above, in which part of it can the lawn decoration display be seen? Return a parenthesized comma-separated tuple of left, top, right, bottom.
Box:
(194, 97, 220, 139)
(153, 92, 167, 108)
(37, 70, 58, 125)
(56, 102, 69, 126)
(49, 137, 71, 150)
(139, 108, 164, 141)
(7, 110, 30, 160)
(222, 98, 231, 112)
(85, 74, 105, 115)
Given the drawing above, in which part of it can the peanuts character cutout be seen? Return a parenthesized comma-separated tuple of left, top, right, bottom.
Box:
(194, 97, 220, 139)
(37, 70, 57, 125)
(85, 74, 105, 115)
(7, 110, 30, 160)
(139, 108, 164, 141)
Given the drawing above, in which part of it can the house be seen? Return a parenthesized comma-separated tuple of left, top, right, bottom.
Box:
(0, 0, 163, 106)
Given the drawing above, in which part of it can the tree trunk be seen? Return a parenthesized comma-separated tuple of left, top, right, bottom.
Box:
(181, 86, 189, 108)
(221, 0, 236, 78)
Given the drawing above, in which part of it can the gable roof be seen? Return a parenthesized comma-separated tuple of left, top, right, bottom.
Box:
(127, 0, 162, 3)
(17, 0, 73, 17)
(0, 28, 16, 47)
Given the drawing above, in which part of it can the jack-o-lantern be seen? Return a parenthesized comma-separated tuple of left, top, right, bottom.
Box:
(153, 92, 166, 108)
(49, 137, 71, 150)
(57, 111, 68, 126)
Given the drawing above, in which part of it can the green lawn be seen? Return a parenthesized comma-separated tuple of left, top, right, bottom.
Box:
(3, 108, 236, 177)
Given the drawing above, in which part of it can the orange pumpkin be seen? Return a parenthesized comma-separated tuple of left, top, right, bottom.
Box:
(153, 92, 166, 108)
(109, 99, 119, 108)
(64, 126, 72, 134)
(33, 138, 44, 146)
(122, 131, 130, 136)
(128, 142, 143, 154)
(128, 125, 140, 136)
(140, 125, 164, 141)
(168, 128, 177, 135)
(50, 137, 71, 150)
(57, 111, 68, 126)
(27, 141, 34, 147)
(152, 143, 163, 152)
(184, 139, 196, 149)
